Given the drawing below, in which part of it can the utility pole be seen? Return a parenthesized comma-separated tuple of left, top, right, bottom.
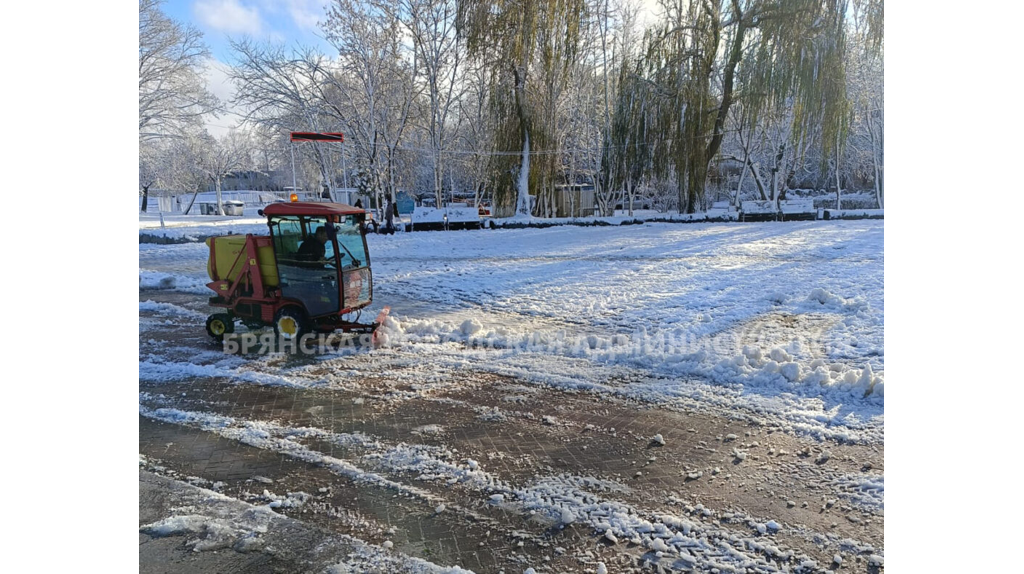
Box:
(290, 131, 346, 201)
(290, 142, 297, 195)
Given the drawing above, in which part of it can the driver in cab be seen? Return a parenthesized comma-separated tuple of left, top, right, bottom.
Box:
(296, 226, 331, 267)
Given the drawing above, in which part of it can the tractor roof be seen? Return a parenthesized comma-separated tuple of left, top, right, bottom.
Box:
(262, 202, 364, 217)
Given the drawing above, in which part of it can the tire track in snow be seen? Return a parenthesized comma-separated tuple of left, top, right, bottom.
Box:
(139, 401, 875, 573)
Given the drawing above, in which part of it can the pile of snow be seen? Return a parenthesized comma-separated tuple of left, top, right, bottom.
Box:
(139, 359, 305, 388)
(139, 270, 210, 294)
(460, 318, 483, 336)
(828, 209, 884, 219)
(263, 490, 311, 509)
(412, 424, 444, 436)
(376, 310, 883, 402)
(834, 473, 885, 511)
(141, 513, 271, 553)
(139, 300, 206, 321)
(712, 347, 884, 399)
(804, 288, 869, 313)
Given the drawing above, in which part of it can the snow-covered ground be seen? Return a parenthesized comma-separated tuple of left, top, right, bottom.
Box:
(139, 209, 267, 230)
(139, 218, 883, 572)
(140, 219, 883, 443)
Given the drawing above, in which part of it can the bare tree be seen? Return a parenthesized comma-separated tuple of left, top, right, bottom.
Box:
(204, 131, 254, 214)
(849, 0, 883, 207)
(164, 131, 213, 214)
(138, 0, 218, 141)
(230, 41, 341, 193)
(168, 129, 254, 215)
(322, 1, 420, 209)
(457, 63, 497, 210)
(139, 141, 161, 212)
(399, 0, 467, 207)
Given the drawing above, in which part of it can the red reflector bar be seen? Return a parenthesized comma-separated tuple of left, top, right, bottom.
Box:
(290, 132, 344, 142)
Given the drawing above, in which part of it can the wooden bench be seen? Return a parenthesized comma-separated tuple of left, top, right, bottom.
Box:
(779, 199, 817, 221)
(739, 200, 778, 222)
(707, 201, 738, 221)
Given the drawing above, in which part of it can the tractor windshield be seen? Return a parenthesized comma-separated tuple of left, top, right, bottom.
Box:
(335, 214, 372, 310)
(270, 215, 340, 317)
(335, 215, 368, 268)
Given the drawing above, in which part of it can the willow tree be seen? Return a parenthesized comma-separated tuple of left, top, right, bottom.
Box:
(646, 0, 873, 213)
(458, 0, 587, 217)
(849, 0, 884, 207)
(608, 53, 654, 216)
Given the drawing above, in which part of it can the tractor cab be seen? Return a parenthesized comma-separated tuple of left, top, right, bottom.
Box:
(204, 202, 388, 343)
(263, 202, 372, 318)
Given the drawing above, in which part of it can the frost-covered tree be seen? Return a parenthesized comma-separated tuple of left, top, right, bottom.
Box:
(164, 131, 213, 214)
(456, 63, 497, 209)
(204, 131, 254, 215)
(322, 0, 420, 207)
(604, 0, 652, 216)
(139, 141, 161, 212)
(848, 0, 883, 207)
(168, 130, 253, 215)
(205, 0, 880, 219)
(138, 0, 218, 141)
(399, 0, 467, 207)
(230, 41, 341, 193)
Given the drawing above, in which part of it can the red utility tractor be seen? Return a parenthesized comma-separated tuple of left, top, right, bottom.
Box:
(203, 201, 389, 342)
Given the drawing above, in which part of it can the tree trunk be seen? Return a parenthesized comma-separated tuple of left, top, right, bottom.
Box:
(511, 64, 532, 218)
(216, 176, 224, 216)
(625, 179, 633, 216)
(566, 152, 577, 218)
(140, 185, 150, 212)
(834, 133, 843, 211)
(516, 131, 531, 217)
(868, 111, 883, 208)
(184, 187, 201, 215)
(434, 149, 444, 208)
(733, 155, 747, 208)
(748, 163, 768, 200)
(872, 153, 882, 209)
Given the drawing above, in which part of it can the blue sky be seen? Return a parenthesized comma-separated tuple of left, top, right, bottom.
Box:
(162, 0, 334, 63)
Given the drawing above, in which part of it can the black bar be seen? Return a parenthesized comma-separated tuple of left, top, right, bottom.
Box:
(290, 132, 344, 142)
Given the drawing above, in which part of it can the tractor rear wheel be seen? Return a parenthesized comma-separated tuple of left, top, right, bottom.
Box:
(274, 307, 308, 342)
(205, 313, 234, 341)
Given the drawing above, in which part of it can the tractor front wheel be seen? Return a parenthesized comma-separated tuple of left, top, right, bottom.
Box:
(205, 313, 234, 341)
(274, 307, 308, 342)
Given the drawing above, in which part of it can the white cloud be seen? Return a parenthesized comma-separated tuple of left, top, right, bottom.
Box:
(203, 57, 235, 104)
(255, 0, 324, 32)
(194, 0, 263, 35)
(202, 58, 242, 138)
(284, 0, 323, 31)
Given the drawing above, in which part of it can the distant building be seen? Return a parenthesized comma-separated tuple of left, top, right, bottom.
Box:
(202, 170, 290, 192)
(554, 184, 596, 217)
